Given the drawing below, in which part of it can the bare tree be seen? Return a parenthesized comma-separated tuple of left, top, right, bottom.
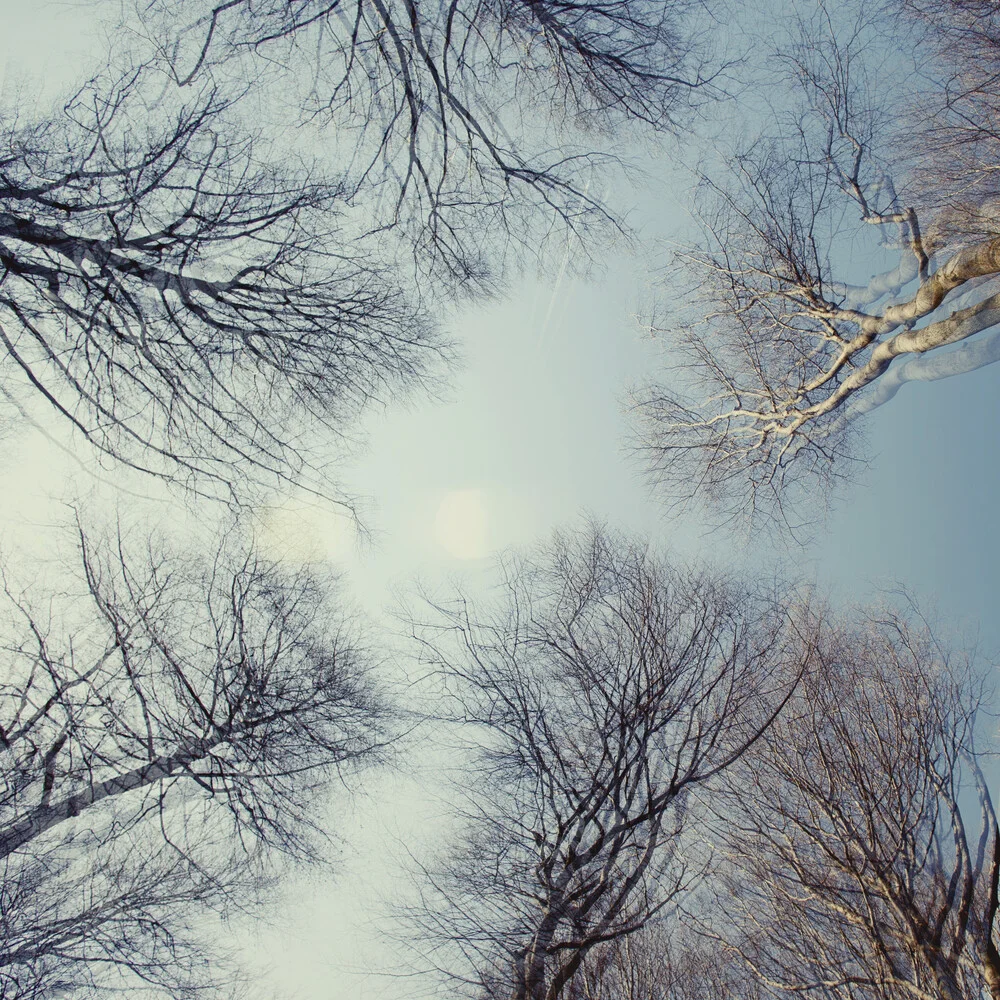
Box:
(0, 61, 443, 503)
(713, 603, 1000, 1000)
(0, 518, 391, 997)
(402, 527, 812, 1000)
(138, 0, 717, 282)
(638, 0, 1000, 526)
(0, 836, 243, 999)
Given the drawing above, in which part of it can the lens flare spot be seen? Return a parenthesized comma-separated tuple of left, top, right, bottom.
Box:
(433, 489, 490, 560)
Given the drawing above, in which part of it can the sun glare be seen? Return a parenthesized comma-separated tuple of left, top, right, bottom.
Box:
(433, 489, 490, 560)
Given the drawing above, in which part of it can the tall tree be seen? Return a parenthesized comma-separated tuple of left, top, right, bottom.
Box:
(0, 519, 390, 997)
(403, 528, 811, 1000)
(0, 63, 441, 503)
(714, 604, 1000, 1000)
(638, 0, 1000, 526)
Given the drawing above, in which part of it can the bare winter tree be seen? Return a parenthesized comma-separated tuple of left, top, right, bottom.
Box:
(0, 61, 442, 503)
(0, 519, 391, 998)
(713, 604, 1000, 1000)
(402, 528, 812, 1000)
(639, 0, 1000, 526)
(138, 0, 717, 282)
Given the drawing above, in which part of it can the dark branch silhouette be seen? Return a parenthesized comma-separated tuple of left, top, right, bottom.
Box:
(139, 0, 715, 281)
(0, 518, 391, 997)
(0, 64, 442, 503)
(401, 527, 812, 1000)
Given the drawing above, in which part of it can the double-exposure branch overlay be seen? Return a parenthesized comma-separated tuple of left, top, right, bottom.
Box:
(639, 0, 1000, 525)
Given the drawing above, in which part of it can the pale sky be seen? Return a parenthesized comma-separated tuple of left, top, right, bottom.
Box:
(3, 3, 1000, 998)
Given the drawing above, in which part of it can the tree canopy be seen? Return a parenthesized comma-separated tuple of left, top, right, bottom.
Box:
(639, 0, 1000, 526)
(402, 528, 810, 1000)
(0, 520, 389, 997)
(0, 0, 714, 504)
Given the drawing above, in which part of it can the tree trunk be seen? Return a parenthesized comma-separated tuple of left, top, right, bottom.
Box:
(0, 737, 216, 860)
